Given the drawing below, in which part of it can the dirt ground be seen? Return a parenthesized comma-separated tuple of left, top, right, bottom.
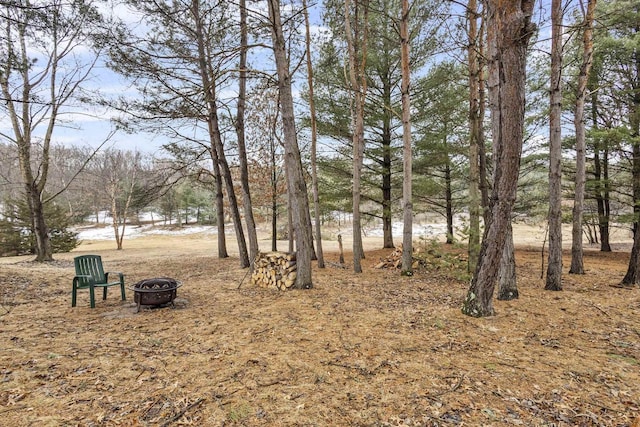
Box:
(0, 228, 639, 426)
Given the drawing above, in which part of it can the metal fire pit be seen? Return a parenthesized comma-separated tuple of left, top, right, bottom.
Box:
(130, 277, 182, 312)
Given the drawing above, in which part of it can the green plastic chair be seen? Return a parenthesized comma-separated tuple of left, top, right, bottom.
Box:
(72, 255, 126, 308)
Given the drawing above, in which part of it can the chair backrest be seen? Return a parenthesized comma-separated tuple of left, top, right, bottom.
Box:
(74, 255, 106, 285)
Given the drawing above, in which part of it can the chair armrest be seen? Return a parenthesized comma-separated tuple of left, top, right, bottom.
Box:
(105, 272, 125, 284)
(73, 275, 95, 286)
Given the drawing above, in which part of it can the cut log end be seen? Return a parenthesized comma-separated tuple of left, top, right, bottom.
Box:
(251, 251, 297, 290)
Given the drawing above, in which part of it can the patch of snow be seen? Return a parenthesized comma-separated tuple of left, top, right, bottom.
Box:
(143, 225, 216, 236)
(366, 222, 448, 238)
(74, 224, 219, 241)
(75, 226, 120, 240)
(74, 215, 453, 242)
(83, 210, 202, 227)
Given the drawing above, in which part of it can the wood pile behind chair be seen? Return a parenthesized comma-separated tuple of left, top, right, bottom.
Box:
(251, 251, 297, 290)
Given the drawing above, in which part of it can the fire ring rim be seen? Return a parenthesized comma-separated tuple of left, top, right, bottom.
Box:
(128, 282, 182, 293)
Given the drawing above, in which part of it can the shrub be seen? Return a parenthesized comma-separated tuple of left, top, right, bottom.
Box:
(0, 220, 28, 256)
(0, 198, 80, 256)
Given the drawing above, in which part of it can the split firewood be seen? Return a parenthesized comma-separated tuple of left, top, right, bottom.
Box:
(374, 244, 426, 270)
(251, 251, 297, 290)
(374, 245, 467, 270)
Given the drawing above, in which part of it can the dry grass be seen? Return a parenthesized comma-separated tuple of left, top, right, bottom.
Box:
(0, 230, 639, 426)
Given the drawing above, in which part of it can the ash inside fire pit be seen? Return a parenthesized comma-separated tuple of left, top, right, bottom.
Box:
(131, 277, 182, 312)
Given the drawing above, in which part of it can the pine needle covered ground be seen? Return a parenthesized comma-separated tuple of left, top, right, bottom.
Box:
(1, 231, 639, 426)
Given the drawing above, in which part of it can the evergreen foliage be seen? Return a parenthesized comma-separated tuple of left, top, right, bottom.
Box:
(0, 198, 80, 256)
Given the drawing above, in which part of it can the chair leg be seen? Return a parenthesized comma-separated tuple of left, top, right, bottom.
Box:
(72, 286, 77, 307)
(89, 286, 96, 309)
(103, 286, 108, 300)
(120, 284, 126, 301)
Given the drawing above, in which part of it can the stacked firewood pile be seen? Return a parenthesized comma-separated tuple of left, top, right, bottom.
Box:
(251, 251, 297, 290)
(374, 244, 467, 271)
(374, 245, 423, 270)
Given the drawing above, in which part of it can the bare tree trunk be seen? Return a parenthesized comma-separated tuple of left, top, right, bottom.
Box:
(623, 141, 640, 287)
(115, 174, 136, 250)
(545, 0, 563, 291)
(271, 163, 278, 252)
(1, 3, 99, 262)
(478, 27, 490, 224)
(620, 2, 640, 284)
(462, 0, 535, 317)
(288, 195, 294, 253)
(268, 0, 314, 289)
(497, 222, 518, 300)
(345, 0, 369, 273)
(191, 0, 249, 268)
(236, 0, 259, 264)
(467, 0, 482, 272)
(270, 110, 279, 252)
(622, 121, 640, 286)
(570, 0, 596, 275)
(400, 0, 413, 275)
(211, 147, 228, 258)
(109, 181, 121, 249)
(17, 155, 52, 261)
(212, 83, 249, 268)
(382, 79, 395, 249)
(103, 150, 139, 251)
(623, 227, 640, 286)
(596, 149, 612, 252)
(303, 0, 325, 268)
(445, 157, 454, 244)
(591, 91, 612, 252)
(382, 166, 394, 248)
(29, 194, 52, 260)
(382, 127, 395, 248)
(601, 147, 612, 251)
